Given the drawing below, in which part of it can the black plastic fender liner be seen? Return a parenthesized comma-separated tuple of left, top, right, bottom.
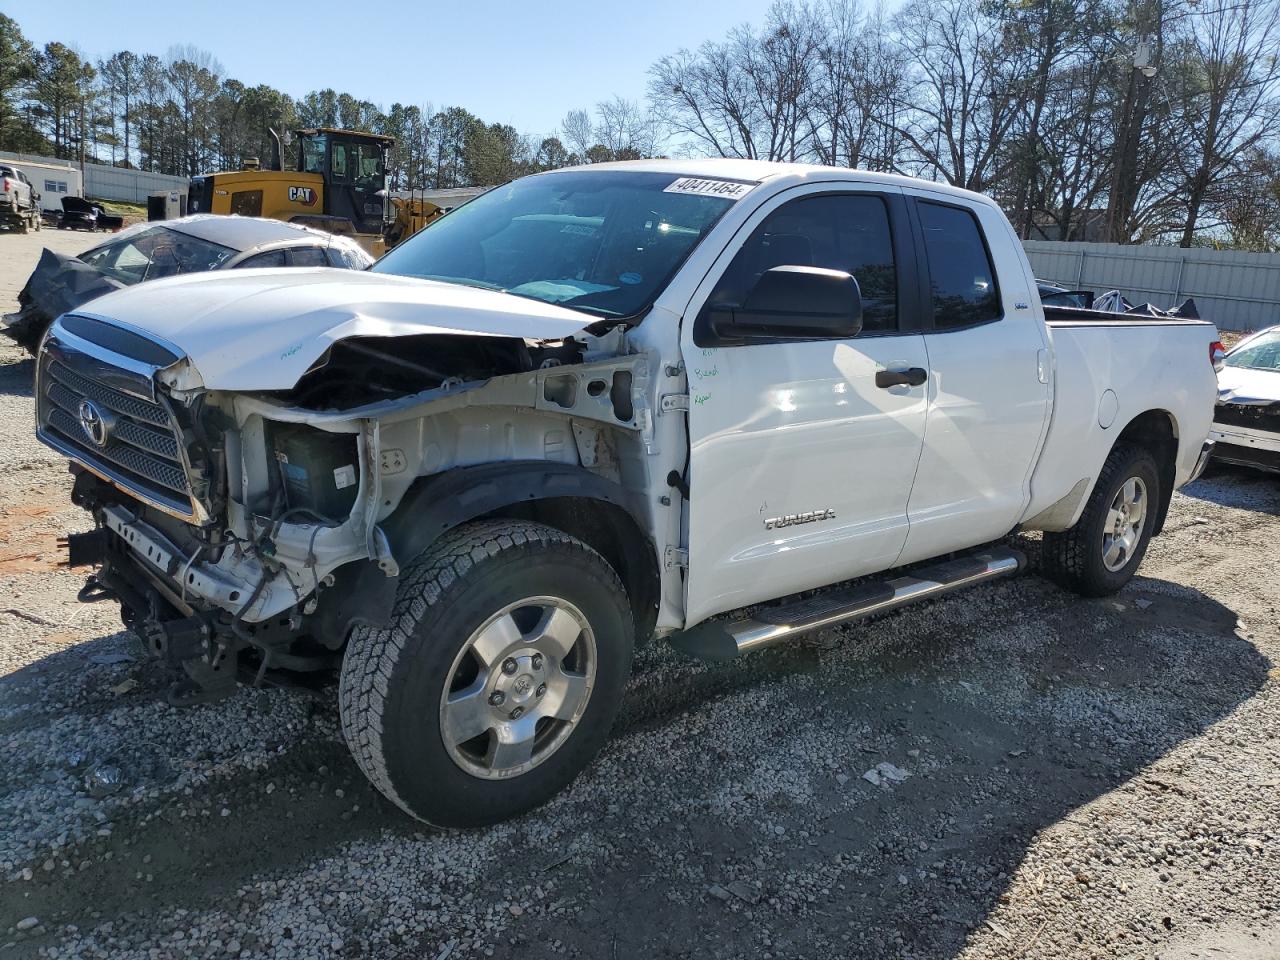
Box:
(378, 461, 662, 641)
(310, 558, 398, 647)
(383, 461, 649, 559)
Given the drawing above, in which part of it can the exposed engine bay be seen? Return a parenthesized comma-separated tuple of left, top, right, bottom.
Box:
(273, 333, 587, 410)
(42, 317, 654, 704)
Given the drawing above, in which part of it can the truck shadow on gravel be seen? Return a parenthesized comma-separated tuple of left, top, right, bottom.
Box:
(1, 568, 1270, 959)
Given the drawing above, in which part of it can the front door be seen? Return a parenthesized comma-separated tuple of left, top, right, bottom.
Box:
(680, 185, 930, 626)
(326, 138, 385, 235)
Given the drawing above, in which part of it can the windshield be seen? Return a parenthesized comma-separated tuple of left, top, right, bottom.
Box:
(301, 135, 326, 174)
(80, 226, 236, 285)
(1225, 330, 1280, 372)
(371, 170, 748, 318)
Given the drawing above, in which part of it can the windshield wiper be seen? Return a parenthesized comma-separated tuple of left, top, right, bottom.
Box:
(406, 273, 623, 317)
(415, 274, 506, 292)
(500, 288, 622, 318)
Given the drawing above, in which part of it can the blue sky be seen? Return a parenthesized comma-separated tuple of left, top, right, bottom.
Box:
(14, 0, 782, 137)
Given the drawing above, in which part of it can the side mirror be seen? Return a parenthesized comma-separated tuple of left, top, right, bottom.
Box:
(707, 265, 863, 342)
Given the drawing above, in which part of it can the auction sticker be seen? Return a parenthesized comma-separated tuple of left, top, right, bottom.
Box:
(663, 177, 756, 199)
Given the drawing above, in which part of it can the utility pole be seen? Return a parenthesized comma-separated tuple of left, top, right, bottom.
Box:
(1106, 38, 1158, 243)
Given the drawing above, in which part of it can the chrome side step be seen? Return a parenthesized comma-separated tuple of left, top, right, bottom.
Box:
(669, 547, 1024, 661)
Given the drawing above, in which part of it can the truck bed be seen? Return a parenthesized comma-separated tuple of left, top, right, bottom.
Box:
(1043, 304, 1215, 327)
(1021, 313, 1219, 531)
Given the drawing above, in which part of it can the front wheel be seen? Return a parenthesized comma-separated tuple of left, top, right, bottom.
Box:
(339, 519, 634, 827)
(1041, 442, 1161, 597)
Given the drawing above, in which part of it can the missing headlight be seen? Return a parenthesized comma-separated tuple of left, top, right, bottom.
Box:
(271, 424, 360, 520)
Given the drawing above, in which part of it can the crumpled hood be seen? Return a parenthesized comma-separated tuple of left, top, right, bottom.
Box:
(2, 248, 124, 353)
(1217, 365, 1280, 405)
(73, 268, 599, 391)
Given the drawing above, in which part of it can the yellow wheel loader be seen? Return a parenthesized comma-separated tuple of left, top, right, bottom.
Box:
(187, 128, 441, 256)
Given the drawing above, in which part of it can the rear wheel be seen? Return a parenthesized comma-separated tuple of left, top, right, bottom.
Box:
(1041, 442, 1160, 597)
(339, 519, 634, 827)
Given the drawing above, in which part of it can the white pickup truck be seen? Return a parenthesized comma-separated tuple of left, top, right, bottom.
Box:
(36, 160, 1219, 826)
(0, 163, 40, 233)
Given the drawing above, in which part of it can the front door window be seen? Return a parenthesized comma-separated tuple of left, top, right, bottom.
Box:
(301, 135, 327, 175)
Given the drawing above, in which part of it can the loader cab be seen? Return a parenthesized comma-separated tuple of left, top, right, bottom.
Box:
(296, 128, 392, 237)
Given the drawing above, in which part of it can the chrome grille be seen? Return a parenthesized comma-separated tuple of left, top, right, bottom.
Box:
(38, 352, 194, 516)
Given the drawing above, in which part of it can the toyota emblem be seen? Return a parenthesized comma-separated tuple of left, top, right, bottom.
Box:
(77, 399, 112, 448)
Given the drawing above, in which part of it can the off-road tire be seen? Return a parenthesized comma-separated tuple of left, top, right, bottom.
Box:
(339, 519, 634, 827)
(1041, 442, 1160, 597)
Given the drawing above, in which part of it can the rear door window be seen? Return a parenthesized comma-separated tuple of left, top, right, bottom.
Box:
(236, 250, 287, 268)
(917, 200, 1001, 330)
(288, 246, 329, 267)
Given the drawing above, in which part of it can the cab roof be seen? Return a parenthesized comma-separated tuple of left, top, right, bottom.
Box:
(548, 157, 994, 207)
(295, 127, 394, 143)
(146, 214, 351, 252)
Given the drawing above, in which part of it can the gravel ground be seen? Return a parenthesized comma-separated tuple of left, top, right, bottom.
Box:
(1, 228, 1278, 959)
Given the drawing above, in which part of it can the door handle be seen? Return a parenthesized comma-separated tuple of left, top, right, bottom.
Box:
(875, 367, 928, 388)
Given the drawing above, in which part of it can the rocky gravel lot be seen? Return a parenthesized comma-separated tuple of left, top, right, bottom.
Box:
(0, 229, 1278, 959)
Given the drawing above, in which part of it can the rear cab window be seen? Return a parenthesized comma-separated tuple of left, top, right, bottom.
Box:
(916, 200, 1001, 330)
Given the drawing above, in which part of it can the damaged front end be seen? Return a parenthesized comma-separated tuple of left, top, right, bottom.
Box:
(1212, 396, 1280, 473)
(2, 249, 124, 355)
(39, 312, 651, 704)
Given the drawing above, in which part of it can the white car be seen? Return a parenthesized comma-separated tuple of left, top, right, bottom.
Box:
(1211, 325, 1280, 473)
(3, 215, 373, 353)
(35, 160, 1219, 826)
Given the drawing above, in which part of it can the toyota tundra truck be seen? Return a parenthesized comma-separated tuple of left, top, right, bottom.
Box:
(34, 160, 1220, 826)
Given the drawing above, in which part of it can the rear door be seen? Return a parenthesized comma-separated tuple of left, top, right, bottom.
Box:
(895, 193, 1052, 564)
(680, 184, 931, 625)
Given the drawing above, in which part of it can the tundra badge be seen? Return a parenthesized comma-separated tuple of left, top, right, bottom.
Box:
(764, 508, 836, 530)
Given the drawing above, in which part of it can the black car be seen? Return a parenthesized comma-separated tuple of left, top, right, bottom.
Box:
(59, 196, 124, 232)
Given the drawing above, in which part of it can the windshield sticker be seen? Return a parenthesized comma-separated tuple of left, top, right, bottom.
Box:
(618, 272, 642, 285)
(663, 177, 756, 200)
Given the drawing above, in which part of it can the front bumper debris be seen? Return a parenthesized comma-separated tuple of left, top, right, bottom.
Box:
(1189, 439, 1216, 483)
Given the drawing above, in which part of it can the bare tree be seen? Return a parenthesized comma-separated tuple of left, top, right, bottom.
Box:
(594, 96, 662, 158)
(1033, 51, 1116, 240)
(648, 2, 823, 161)
(804, 1, 909, 171)
(560, 108, 595, 160)
(889, 0, 1022, 191)
(995, 0, 1111, 237)
(1161, 0, 1280, 245)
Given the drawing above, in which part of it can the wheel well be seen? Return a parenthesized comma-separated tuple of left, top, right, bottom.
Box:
(485, 497, 660, 645)
(379, 463, 662, 646)
(1114, 410, 1178, 535)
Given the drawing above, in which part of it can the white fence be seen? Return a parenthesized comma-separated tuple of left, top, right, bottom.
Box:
(1023, 240, 1280, 332)
(81, 165, 187, 204)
